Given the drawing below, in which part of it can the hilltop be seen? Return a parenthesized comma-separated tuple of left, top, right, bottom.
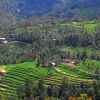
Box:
(0, 0, 100, 20)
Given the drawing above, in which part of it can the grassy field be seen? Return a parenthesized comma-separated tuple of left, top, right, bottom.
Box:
(57, 20, 100, 33)
(0, 60, 99, 99)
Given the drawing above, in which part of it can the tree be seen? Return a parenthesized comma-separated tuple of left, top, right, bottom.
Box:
(24, 80, 33, 100)
(65, 33, 79, 47)
(95, 32, 100, 49)
(47, 85, 53, 100)
(58, 77, 69, 99)
(35, 79, 45, 100)
(16, 85, 26, 100)
(80, 50, 87, 61)
(16, 80, 34, 100)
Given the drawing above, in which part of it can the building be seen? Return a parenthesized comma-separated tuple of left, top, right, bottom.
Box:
(0, 37, 8, 44)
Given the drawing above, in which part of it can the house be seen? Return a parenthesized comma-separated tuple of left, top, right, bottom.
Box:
(0, 38, 8, 44)
(41, 60, 57, 67)
(0, 68, 6, 77)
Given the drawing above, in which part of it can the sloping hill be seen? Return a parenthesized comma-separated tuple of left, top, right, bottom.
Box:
(0, 0, 100, 19)
(0, 61, 97, 98)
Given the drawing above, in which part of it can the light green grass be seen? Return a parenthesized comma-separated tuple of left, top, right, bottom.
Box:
(0, 60, 99, 98)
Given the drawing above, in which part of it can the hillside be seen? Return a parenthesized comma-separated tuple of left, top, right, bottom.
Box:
(0, 61, 99, 98)
(0, 1, 100, 99)
(0, 0, 100, 20)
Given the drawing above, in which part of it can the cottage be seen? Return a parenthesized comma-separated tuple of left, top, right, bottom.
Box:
(0, 68, 6, 77)
(0, 37, 8, 44)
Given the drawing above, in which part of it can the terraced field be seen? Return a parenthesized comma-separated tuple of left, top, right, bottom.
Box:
(0, 61, 98, 99)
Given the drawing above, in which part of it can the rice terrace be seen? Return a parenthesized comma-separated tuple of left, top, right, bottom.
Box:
(0, 0, 100, 100)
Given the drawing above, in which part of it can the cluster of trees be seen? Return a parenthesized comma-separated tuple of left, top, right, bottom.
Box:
(0, 43, 32, 64)
(64, 32, 100, 49)
(0, 19, 100, 64)
(14, 78, 100, 100)
(1, 22, 64, 65)
(63, 49, 100, 61)
(10, 21, 100, 62)
(11, 20, 100, 48)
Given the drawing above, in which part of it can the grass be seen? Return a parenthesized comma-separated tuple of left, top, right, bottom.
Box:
(77, 59, 100, 74)
(0, 60, 99, 98)
(83, 23, 97, 33)
(0, 62, 49, 98)
(58, 64, 91, 79)
(57, 20, 100, 33)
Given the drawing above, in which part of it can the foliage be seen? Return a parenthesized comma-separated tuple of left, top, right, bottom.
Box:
(0, 61, 99, 98)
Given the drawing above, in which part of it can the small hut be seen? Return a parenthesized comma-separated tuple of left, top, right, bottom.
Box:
(0, 68, 6, 77)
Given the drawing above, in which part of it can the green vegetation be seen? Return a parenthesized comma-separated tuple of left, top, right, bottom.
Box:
(0, 60, 99, 98)
(57, 20, 99, 33)
(0, 62, 49, 98)
(13, 20, 100, 34)
(62, 46, 100, 60)
(0, 20, 100, 64)
(77, 60, 100, 74)
(0, 19, 100, 99)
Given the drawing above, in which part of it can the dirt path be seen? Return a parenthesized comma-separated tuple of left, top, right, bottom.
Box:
(63, 62, 76, 69)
